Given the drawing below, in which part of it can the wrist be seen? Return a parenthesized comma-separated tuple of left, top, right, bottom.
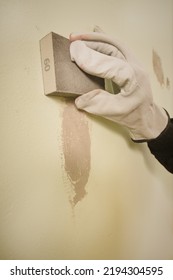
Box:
(130, 106, 169, 142)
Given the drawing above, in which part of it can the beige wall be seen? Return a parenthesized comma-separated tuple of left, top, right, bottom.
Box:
(0, 0, 173, 260)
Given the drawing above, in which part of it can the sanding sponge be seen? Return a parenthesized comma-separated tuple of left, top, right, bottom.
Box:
(40, 32, 105, 97)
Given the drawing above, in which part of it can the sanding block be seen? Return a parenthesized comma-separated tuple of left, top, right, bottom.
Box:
(40, 32, 105, 97)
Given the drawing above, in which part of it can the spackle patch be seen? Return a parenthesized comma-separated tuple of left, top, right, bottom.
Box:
(62, 101, 91, 206)
(166, 77, 170, 90)
(152, 49, 165, 87)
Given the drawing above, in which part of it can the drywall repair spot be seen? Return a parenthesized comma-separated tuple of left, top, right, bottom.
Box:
(166, 77, 170, 90)
(62, 100, 91, 206)
(152, 49, 165, 87)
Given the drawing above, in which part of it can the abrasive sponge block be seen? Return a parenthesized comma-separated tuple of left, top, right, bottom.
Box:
(40, 32, 105, 97)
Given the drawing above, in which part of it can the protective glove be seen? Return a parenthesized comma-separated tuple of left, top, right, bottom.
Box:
(69, 32, 168, 141)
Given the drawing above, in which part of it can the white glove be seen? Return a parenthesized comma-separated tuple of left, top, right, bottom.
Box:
(69, 32, 168, 141)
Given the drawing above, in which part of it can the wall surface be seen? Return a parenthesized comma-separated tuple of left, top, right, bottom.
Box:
(0, 0, 173, 260)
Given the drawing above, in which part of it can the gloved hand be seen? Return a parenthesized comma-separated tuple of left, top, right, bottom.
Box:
(69, 32, 168, 141)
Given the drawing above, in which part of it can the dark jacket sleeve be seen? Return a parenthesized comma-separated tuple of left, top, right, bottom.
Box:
(147, 118, 173, 173)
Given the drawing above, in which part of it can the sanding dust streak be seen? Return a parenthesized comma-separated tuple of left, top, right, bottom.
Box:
(62, 101, 91, 206)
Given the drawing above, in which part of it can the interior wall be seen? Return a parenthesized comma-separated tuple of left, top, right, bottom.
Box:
(0, 0, 173, 260)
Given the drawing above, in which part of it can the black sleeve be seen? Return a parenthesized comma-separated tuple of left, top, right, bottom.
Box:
(147, 118, 173, 173)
